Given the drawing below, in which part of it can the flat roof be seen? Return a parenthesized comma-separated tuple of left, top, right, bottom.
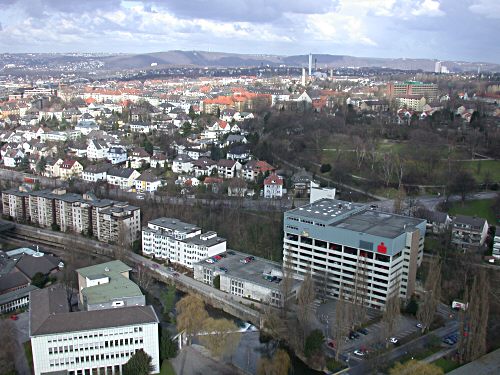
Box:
(286, 198, 366, 224)
(195, 250, 300, 291)
(77, 260, 130, 278)
(148, 217, 200, 233)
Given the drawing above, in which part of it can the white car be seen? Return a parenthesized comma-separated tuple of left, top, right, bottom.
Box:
(416, 323, 424, 329)
(389, 337, 398, 344)
(354, 350, 365, 357)
(206, 259, 214, 263)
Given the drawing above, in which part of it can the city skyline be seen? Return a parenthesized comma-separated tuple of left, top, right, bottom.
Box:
(0, 0, 499, 63)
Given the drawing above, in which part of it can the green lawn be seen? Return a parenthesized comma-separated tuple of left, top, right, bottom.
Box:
(448, 199, 497, 223)
(461, 160, 500, 183)
(23, 341, 33, 373)
(433, 358, 460, 373)
(160, 360, 176, 375)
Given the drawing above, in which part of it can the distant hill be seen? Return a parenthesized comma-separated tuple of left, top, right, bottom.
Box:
(100, 50, 500, 72)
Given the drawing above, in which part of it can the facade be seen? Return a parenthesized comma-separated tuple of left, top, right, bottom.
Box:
(493, 236, 500, 259)
(264, 173, 284, 198)
(387, 81, 438, 101)
(82, 163, 111, 183)
(59, 159, 84, 180)
(451, 215, 489, 250)
(30, 285, 159, 375)
(142, 217, 226, 268)
(283, 199, 426, 310)
(194, 250, 300, 307)
(2, 188, 141, 245)
(395, 95, 427, 111)
(134, 170, 162, 193)
(87, 140, 108, 161)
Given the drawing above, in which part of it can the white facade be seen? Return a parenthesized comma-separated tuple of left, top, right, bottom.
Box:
(31, 319, 159, 375)
(142, 217, 226, 268)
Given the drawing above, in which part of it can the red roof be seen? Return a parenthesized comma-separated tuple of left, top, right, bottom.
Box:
(264, 173, 283, 186)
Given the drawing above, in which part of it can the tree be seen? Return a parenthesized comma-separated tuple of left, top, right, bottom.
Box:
(417, 257, 441, 333)
(161, 285, 176, 320)
(176, 295, 209, 344)
(135, 264, 153, 292)
(122, 349, 154, 375)
(280, 254, 294, 318)
(296, 270, 315, 344)
(159, 329, 178, 361)
(36, 156, 47, 174)
(0, 320, 17, 374)
(382, 290, 401, 347)
(257, 349, 291, 375)
(320, 163, 332, 173)
(181, 122, 192, 136)
(331, 287, 350, 361)
(199, 317, 241, 359)
(449, 170, 476, 203)
(458, 270, 490, 364)
(389, 359, 443, 375)
(304, 329, 324, 360)
(31, 272, 47, 288)
(213, 274, 220, 289)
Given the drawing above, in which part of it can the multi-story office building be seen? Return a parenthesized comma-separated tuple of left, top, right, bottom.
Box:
(142, 217, 226, 268)
(30, 284, 159, 375)
(283, 199, 426, 310)
(387, 81, 438, 101)
(2, 188, 141, 245)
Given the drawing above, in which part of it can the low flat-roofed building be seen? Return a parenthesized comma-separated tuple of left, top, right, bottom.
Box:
(194, 250, 300, 307)
(29, 284, 159, 375)
(76, 260, 145, 311)
(0, 284, 39, 313)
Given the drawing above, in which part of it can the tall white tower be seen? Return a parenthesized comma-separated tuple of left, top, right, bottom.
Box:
(308, 53, 312, 76)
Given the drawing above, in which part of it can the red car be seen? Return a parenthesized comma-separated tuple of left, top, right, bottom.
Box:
(10, 315, 18, 321)
(214, 255, 222, 260)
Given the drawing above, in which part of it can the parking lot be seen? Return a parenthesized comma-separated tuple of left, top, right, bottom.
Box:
(312, 298, 422, 358)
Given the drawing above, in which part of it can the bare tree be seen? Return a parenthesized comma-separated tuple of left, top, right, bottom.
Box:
(280, 253, 294, 318)
(382, 287, 401, 347)
(135, 264, 154, 292)
(417, 257, 441, 333)
(352, 253, 369, 326)
(458, 270, 490, 363)
(296, 270, 315, 345)
(331, 286, 350, 361)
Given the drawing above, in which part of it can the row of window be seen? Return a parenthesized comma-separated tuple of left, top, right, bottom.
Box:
(47, 328, 143, 344)
(50, 349, 140, 368)
(48, 338, 144, 355)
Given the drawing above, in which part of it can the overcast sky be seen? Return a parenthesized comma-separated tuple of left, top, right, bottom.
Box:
(0, 0, 498, 62)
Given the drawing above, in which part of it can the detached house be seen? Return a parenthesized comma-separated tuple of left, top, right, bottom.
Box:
(241, 160, 275, 182)
(82, 163, 112, 183)
(135, 170, 162, 193)
(3, 149, 24, 168)
(107, 146, 127, 165)
(44, 158, 63, 178)
(128, 147, 151, 169)
(192, 157, 217, 177)
(172, 155, 193, 174)
(59, 159, 83, 180)
(217, 159, 241, 179)
(87, 140, 108, 160)
(264, 173, 284, 199)
(107, 168, 141, 190)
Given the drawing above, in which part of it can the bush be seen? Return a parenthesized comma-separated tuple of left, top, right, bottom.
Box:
(326, 357, 344, 372)
(405, 297, 419, 316)
(304, 329, 324, 359)
(31, 272, 47, 288)
(320, 164, 332, 173)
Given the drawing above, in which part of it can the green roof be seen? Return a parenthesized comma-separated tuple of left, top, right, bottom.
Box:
(77, 260, 142, 305)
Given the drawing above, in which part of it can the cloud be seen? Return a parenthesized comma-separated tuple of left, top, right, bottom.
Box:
(411, 0, 445, 17)
(469, 0, 500, 19)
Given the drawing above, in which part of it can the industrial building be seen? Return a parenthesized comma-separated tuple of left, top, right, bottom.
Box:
(283, 198, 426, 310)
(194, 250, 300, 307)
(142, 217, 226, 268)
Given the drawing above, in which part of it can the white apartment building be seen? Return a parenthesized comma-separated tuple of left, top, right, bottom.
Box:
(30, 285, 159, 375)
(283, 199, 426, 310)
(142, 217, 226, 268)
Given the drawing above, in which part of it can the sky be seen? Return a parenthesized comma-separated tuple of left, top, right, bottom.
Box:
(0, 0, 499, 63)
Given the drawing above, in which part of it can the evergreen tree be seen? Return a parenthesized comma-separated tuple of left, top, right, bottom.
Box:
(122, 349, 154, 375)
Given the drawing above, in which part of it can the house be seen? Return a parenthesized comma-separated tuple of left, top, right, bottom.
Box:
(87, 139, 108, 160)
(106, 167, 141, 190)
(241, 160, 275, 181)
(75, 119, 99, 135)
(264, 173, 284, 198)
(224, 134, 248, 147)
(172, 155, 194, 174)
(135, 170, 162, 193)
(203, 177, 224, 193)
(227, 144, 251, 162)
(176, 175, 200, 188)
(67, 141, 88, 158)
(451, 215, 489, 250)
(59, 159, 83, 180)
(217, 159, 241, 179)
(107, 146, 127, 165)
(150, 153, 167, 169)
(3, 149, 24, 168)
(192, 157, 217, 177)
(291, 168, 315, 196)
(128, 147, 151, 169)
(227, 178, 250, 197)
(82, 163, 112, 183)
(416, 209, 452, 234)
(43, 158, 63, 178)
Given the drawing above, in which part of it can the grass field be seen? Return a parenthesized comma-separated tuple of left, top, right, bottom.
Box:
(448, 199, 497, 223)
(461, 160, 500, 182)
(433, 358, 460, 373)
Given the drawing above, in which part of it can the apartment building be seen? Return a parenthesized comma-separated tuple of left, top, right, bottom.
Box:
(30, 285, 159, 375)
(387, 81, 438, 101)
(451, 215, 489, 250)
(142, 217, 226, 268)
(283, 199, 426, 310)
(2, 188, 140, 245)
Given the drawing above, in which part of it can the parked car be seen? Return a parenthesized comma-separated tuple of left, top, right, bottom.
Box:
(240, 258, 249, 264)
(219, 267, 228, 272)
(389, 337, 398, 344)
(327, 340, 336, 349)
(354, 349, 365, 357)
(206, 259, 215, 263)
(416, 323, 424, 329)
(10, 315, 18, 321)
(214, 255, 222, 260)
(227, 251, 236, 255)
(358, 328, 369, 335)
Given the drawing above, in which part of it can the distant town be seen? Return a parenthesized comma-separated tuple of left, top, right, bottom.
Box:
(0, 52, 499, 375)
